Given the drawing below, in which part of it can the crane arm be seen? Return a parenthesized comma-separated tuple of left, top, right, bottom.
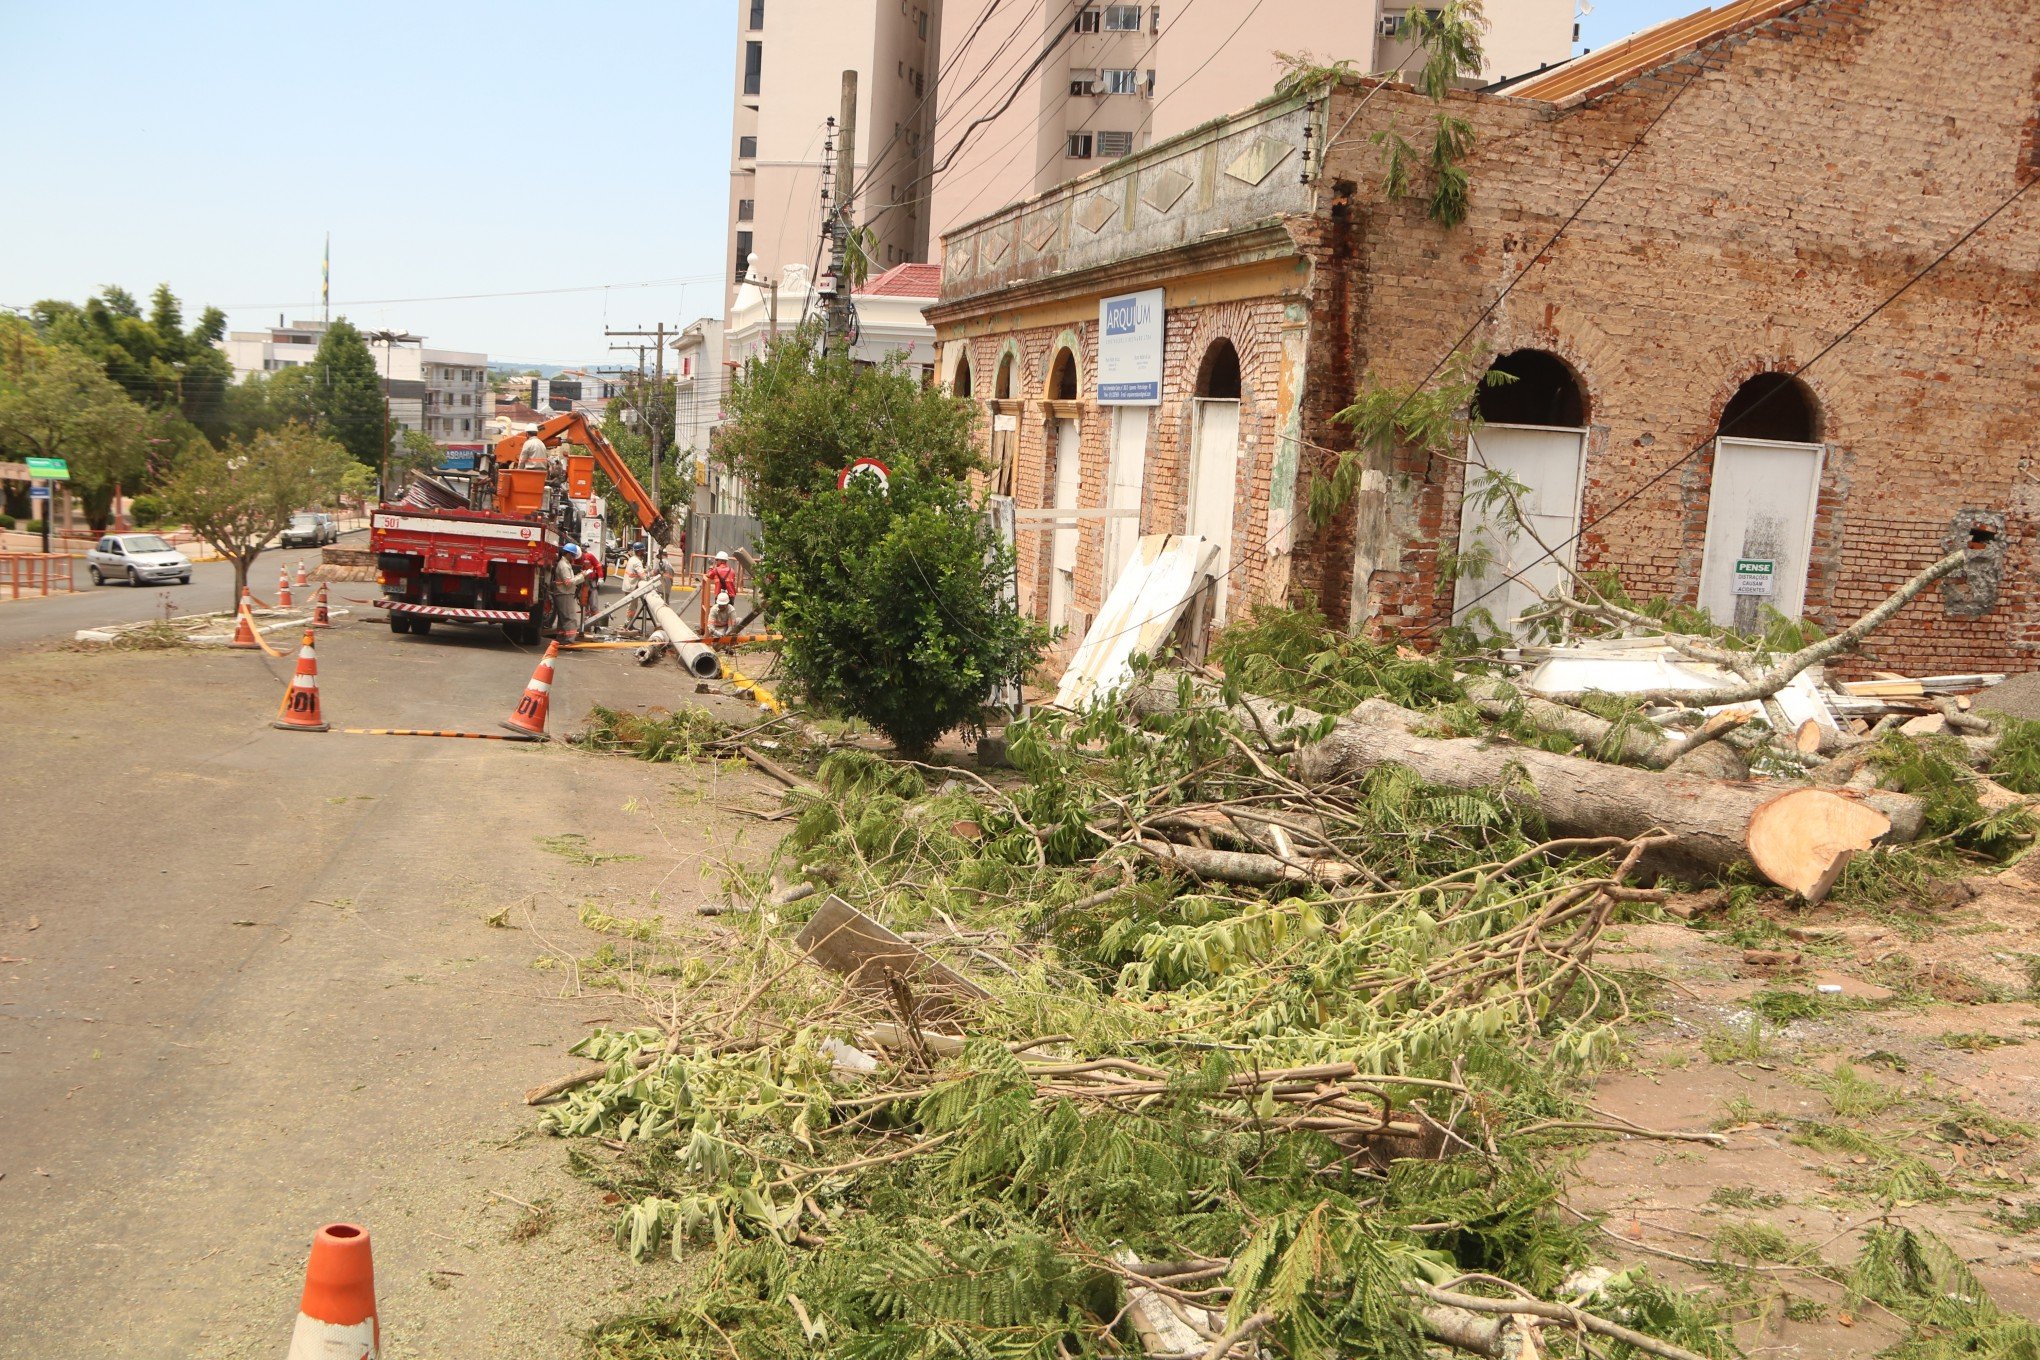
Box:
(493, 412, 666, 533)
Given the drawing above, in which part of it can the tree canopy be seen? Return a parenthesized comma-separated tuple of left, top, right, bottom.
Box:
(0, 318, 155, 527)
(31, 284, 235, 442)
(164, 423, 364, 604)
(305, 319, 388, 467)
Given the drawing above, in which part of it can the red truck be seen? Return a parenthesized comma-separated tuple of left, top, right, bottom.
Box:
(371, 412, 664, 644)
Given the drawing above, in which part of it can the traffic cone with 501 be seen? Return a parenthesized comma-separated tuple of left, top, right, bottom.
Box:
(285, 1223, 380, 1360)
(500, 642, 557, 740)
(274, 630, 330, 732)
(313, 583, 332, 628)
(231, 590, 261, 649)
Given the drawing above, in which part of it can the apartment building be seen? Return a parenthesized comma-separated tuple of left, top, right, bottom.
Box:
(927, 0, 1576, 245)
(216, 320, 490, 446)
(724, 0, 942, 315)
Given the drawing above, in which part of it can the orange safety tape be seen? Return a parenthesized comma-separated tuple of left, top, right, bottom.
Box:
(241, 604, 286, 658)
(340, 728, 541, 741)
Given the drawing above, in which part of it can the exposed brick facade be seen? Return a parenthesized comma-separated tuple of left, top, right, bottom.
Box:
(935, 0, 2040, 677)
(1308, 0, 2040, 675)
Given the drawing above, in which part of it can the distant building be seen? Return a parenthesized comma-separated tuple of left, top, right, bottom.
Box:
(216, 319, 490, 446)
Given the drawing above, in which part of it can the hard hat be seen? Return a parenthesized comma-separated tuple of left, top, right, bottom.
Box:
(562, 543, 581, 557)
(716, 551, 730, 561)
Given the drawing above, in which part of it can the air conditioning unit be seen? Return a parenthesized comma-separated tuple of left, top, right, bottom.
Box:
(1378, 13, 1402, 37)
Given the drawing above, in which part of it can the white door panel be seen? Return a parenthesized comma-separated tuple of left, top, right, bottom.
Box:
(1048, 419, 1082, 630)
(1188, 399, 1240, 624)
(1452, 424, 1587, 634)
(1698, 437, 1822, 631)
(1104, 405, 1149, 590)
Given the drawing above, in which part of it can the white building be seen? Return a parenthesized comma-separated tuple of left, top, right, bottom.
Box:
(217, 320, 490, 447)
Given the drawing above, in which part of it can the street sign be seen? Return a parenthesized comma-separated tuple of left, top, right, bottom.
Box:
(1732, 558, 1777, 596)
(29, 485, 51, 501)
(1097, 288, 1164, 405)
(24, 457, 70, 481)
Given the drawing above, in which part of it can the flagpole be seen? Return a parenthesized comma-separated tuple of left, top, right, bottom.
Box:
(322, 232, 330, 326)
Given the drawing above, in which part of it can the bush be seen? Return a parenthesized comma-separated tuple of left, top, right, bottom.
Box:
(23, 519, 44, 536)
(720, 326, 1044, 756)
(0, 513, 14, 530)
(128, 493, 167, 527)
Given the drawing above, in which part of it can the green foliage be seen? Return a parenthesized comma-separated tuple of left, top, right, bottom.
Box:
(127, 493, 167, 526)
(575, 704, 729, 763)
(1310, 352, 1505, 529)
(721, 327, 1044, 756)
(305, 318, 388, 467)
(1370, 1, 1485, 227)
(1592, 1268, 1740, 1360)
(1212, 600, 1468, 713)
(29, 283, 236, 442)
(1986, 715, 2040, 795)
(163, 423, 356, 605)
(0, 319, 155, 528)
(1869, 731, 2036, 858)
(1848, 1226, 2040, 1360)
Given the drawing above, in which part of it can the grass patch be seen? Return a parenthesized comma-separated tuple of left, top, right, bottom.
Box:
(1817, 1063, 1905, 1117)
(1701, 1016, 1777, 1065)
(537, 833, 642, 867)
(1707, 1185, 1789, 1211)
(576, 704, 730, 763)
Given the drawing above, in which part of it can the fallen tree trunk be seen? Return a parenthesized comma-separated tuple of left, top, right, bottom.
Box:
(1127, 682, 1922, 884)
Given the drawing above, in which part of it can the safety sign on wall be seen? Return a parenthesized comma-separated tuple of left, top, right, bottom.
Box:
(1732, 558, 1777, 596)
(1097, 288, 1164, 406)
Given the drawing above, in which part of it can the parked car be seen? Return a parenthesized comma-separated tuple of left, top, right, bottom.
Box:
(280, 512, 339, 548)
(87, 533, 192, 587)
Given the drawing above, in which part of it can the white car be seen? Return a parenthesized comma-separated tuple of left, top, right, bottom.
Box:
(87, 533, 192, 587)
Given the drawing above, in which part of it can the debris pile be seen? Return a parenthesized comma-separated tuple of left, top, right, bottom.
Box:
(534, 552, 2040, 1360)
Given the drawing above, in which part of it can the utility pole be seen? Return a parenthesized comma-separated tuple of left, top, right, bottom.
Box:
(824, 70, 858, 352)
(604, 322, 672, 531)
(364, 329, 420, 501)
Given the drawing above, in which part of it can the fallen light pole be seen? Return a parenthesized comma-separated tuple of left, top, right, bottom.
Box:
(647, 593, 723, 679)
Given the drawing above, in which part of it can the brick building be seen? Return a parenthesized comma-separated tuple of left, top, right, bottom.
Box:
(927, 0, 2040, 676)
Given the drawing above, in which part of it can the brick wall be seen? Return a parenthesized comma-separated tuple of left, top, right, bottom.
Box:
(949, 295, 1294, 657)
(1303, 0, 2040, 674)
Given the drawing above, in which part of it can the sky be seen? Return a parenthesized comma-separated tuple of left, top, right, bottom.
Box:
(2, 0, 1694, 367)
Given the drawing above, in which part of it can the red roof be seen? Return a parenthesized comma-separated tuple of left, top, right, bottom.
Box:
(858, 262, 942, 299)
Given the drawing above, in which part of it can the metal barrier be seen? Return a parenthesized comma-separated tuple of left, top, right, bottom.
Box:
(1, 553, 77, 599)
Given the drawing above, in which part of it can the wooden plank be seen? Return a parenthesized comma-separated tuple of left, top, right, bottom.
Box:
(795, 896, 991, 1017)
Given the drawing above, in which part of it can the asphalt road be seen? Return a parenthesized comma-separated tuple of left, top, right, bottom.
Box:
(0, 529, 367, 650)
(0, 609, 776, 1356)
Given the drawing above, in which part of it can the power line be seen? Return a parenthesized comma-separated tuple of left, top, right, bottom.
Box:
(219, 274, 721, 311)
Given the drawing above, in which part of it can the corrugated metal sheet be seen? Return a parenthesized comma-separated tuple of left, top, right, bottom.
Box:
(1053, 534, 1219, 711)
(1505, 0, 1797, 103)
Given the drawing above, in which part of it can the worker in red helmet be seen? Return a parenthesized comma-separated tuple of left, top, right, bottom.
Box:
(700, 550, 740, 638)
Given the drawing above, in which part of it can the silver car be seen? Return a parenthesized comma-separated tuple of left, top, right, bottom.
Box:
(280, 512, 338, 548)
(87, 533, 192, 587)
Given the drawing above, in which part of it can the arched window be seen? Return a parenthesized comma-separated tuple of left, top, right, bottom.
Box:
(1475, 349, 1586, 426)
(1720, 372, 1819, 442)
(953, 354, 973, 398)
(1196, 339, 1242, 399)
(1047, 346, 1078, 400)
(994, 353, 1015, 399)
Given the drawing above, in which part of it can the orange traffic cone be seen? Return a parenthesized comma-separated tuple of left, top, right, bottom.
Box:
(273, 630, 330, 732)
(230, 590, 261, 650)
(295, 560, 310, 591)
(277, 567, 294, 610)
(285, 1223, 379, 1360)
(500, 642, 558, 740)
(312, 583, 332, 629)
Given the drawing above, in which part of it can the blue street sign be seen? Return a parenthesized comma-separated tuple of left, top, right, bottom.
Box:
(29, 485, 50, 501)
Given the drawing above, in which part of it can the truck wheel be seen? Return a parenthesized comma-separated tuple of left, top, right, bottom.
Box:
(412, 619, 433, 636)
(390, 614, 412, 634)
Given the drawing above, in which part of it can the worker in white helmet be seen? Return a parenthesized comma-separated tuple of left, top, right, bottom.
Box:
(551, 542, 589, 640)
(519, 432, 548, 467)
(701, 551, 740, 637)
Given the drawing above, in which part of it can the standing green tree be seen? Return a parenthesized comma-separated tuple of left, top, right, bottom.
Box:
(305, 319, 388, 467)
(718, 325, 1044, 756)
(0, 319, 155, 531)
(163, 424, 366, 607)
(32, 284, 237, 442)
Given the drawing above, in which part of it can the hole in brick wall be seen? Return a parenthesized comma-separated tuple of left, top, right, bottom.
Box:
(1196, 339, 1242, 399)
(1720, 372, 1820, 442)
(1970, 524, 1997, 549)
(953, 355, 973, 398)
(995, 353, 1015, 399)
(1476, 349, 1586, 427)
(1047, 347, 1078, 400)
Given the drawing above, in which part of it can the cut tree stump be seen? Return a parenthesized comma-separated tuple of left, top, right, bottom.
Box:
(1743, 787, 1893, 903)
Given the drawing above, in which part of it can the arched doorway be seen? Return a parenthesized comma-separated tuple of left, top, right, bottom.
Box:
(989, 352, 1018, 496)
(952, 354, 973, 398)
(994, 353, 1015, 399)
(1700, 372, 1825, 630)
(1187, 339, 1245, 623)
(1454, 349, 1590, 634)
(1045, 345, 1082, 630)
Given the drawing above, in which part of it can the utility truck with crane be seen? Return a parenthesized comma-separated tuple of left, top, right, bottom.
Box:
(369, 412, 664, 644)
